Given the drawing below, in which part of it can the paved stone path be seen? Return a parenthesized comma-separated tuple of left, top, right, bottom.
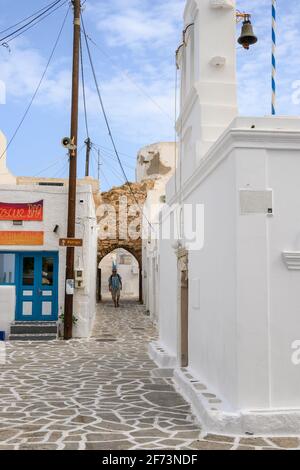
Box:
(0, 300, 299, 450)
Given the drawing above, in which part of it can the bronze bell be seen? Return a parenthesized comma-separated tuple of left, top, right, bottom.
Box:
(238, 19, 258, 50)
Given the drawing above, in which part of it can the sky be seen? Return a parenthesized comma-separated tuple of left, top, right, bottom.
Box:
(0, 0, 299, 191)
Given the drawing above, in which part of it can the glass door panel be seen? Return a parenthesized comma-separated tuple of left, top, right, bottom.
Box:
(19, 256, 36, 320)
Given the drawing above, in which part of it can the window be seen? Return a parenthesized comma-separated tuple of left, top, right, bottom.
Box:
(0, 254, 15, 284)
(22, 257, 35, 286)
(42, 257, 54, 286)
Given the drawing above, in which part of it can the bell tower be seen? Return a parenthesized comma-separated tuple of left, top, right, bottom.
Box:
(176, 0, 238, 182)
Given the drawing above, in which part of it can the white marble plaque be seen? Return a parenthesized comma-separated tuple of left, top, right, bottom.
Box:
(240, 190, 273, 215)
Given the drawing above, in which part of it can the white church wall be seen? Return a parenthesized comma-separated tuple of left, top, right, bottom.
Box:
(186, 152, 238, 409)
(155, 117, 300, 432)
(174, 0, 238, 191)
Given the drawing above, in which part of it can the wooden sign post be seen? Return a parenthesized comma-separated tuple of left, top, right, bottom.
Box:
(59, 238, 83, 248)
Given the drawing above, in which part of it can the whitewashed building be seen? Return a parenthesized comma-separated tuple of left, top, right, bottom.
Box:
(0, 130, 98, 339)
(136, 142, 176, 323)
(149, 0, 300, 435)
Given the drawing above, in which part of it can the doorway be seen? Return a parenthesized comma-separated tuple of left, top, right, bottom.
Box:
(178, 249, 189, 367)
(180, 269, 189, 367)
(16, 252, 58, 322)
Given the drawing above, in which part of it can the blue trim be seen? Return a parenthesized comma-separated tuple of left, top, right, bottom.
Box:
(0, 251, 59, 322)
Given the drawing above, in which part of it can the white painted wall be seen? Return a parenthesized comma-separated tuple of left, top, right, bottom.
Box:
(157, 117, 300, 420)
(73, 189, 98, 337)
(158, 228, 178, 359)
(186, 151, 237, 409)
(150, 0, 300, 433)
(137, 142, 176, 323)
(0, 286, 15, 338)
(0, 184, 97, 338)
(172, 0, 237, 194)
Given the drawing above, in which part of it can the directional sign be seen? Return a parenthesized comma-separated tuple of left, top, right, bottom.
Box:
(59, 238, 83, 247)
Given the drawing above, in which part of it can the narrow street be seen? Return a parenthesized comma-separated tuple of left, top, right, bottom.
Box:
(0, 301, 297, 450)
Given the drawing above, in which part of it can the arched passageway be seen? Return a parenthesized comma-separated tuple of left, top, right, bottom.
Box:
(95, 182, 154, 305)
(97, 247, 142, 304)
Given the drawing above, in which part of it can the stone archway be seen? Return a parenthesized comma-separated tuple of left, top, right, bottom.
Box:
(95, 181, 154, 303)
(98, 246, 142, 303)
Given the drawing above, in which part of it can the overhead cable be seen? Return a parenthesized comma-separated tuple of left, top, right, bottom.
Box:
(0, 6, 70, 162)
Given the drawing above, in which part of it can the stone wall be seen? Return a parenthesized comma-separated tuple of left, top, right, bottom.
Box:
(96, 181, 154, 266)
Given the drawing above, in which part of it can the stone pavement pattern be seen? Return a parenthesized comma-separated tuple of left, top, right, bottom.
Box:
(0, 301, 299, 450)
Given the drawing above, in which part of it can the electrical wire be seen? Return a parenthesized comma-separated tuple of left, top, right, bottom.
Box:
(51, 160, 69, 179)
(80, 31, 90, 140)
(91, 147, 101, 181)
(90, 148, 96, 179)
(86, 33, 173, 122)
(96, 149, 124, 182)
(101, 158, 125, 183)
(31, 145, 83, 183)
(174, 57, 178, 196)
(33, 156, 65, 177)
(92, 143, 136, 161)
(92, 143, 134, 170)
(100, 168, 111, 189)
(0, 5, 70, 162)
(0, 0, 63, 35)
(3, 0, 69, 46)
(0, 0, 64, 43)
(81, 14, 155, 233)
(93, 145, 135, 166)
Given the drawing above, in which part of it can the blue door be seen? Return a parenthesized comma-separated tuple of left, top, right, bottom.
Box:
(16, 252, 58, 322)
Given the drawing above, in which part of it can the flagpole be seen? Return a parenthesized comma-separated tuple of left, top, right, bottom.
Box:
(272, 0, 276, 115)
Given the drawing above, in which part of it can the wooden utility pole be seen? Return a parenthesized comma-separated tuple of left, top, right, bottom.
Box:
(85, 137, 91, 177)
(64, 0, 81, 340)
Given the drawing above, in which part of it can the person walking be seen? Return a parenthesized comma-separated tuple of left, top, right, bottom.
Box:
(109, 268, 122, 307)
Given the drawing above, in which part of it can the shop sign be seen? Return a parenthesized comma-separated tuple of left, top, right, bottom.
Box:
(0, 200, 44, 221)
(0, 231, 44, 246)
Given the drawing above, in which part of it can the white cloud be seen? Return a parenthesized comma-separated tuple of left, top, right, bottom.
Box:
(89, 0, 184, 51)
(1, 0, 300, 157)
(0, 39, 71, 107)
